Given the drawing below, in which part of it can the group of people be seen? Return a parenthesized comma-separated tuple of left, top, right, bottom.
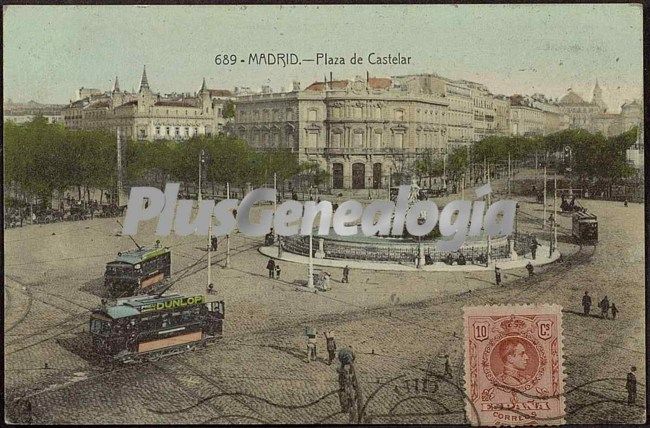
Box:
(581, 291, 619, 319)
(305, 330, 339, 365)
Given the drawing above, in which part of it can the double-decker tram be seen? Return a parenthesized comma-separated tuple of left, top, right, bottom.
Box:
(105, 243, 171, 297)
(89, 293, 225, 363)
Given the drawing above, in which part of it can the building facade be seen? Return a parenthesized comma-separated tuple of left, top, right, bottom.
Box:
(392, 74, 474, 149)
(233, 75, 449, 189)
(62, 67, 234, 140)
(4, 100, 65, 124)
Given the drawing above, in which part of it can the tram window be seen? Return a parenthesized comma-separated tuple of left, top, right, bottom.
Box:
(91, 319, 103, 334)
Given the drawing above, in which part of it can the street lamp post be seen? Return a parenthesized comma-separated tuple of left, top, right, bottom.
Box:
(553, 172, 558, 256)
(486, 161, 492, 265)
(225, 182, 231, 268)
(307, 231, 314, 289)
(543, 153, 547, 229)
(207, 212, 212, 289)
(198, 150, 205, 203)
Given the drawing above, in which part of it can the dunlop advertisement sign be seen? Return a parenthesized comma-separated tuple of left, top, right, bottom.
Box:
(140, 295, 204, 313)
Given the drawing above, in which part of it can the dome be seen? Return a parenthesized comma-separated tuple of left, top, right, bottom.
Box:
(559, 90, 585, 105)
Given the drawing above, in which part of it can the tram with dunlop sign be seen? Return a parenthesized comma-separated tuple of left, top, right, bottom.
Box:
(89, 292, 225, 363)
(104, 242, 171, 297)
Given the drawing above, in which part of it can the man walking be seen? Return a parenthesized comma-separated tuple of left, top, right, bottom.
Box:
(582, 291, 592, 316)
(610, 302, 618, 320)
(599, 295, 610, 319)
(626, 366, 637, 405)
(211, 236, 218, 252)
(306, 329, 317, 363)
(325, 331, 337, 365)
(495, 266, 502, 286)
(530, 237, 539, 260)
(342, 265, 350, 284)
(266, 258, 276, 279)
(526, 262, 534, 277)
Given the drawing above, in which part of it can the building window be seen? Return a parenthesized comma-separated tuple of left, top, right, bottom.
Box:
(353, 132, 363, 148)
(175, 127, 180, 137)
(166, 126, 170, 135)
(156, 126, 161, 135)
(332, 107, 341, 119)
(395, 109, 404, 121)
(308, 132, 318, 147)
(375, 107, 382, 119)
(374, 132, 382, 148)
(394, 133, 404, 148)
(353, 107, 362, 119)
(331, 132, 342, 148)
(308, 109, 318, 122)
(185, 127, 190, 135)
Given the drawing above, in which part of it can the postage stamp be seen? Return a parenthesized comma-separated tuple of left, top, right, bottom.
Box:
(463, 304, 565, 426)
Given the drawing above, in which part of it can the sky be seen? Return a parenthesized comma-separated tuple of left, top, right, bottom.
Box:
(3, 4, 643, 112)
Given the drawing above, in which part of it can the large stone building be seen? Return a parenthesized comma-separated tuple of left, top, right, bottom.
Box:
(62, 67, 234, 140)
(4, 100, 65, 124)
(509, 94, 569, 136)
(557, 82, 643, 140)
(392, 74, 474, 149)
(233, 75, 449, 189)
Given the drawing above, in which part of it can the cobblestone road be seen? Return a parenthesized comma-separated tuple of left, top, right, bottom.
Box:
(4, 179, 646, 424)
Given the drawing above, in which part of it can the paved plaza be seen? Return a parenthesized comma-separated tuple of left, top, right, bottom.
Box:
(4, 182, 646, 424)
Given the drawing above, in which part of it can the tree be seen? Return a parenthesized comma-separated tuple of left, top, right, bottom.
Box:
(222, 100, 235, 119)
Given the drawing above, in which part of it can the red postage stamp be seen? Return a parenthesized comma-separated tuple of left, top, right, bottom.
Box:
(463, 304, 565, 426)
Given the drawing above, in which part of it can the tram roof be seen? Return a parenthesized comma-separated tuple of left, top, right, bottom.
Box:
(113, 245, 170, 265)
(572, 211, 597, 220)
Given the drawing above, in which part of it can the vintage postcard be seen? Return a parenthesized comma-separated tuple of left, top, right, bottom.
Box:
(3, 3, 645, 425)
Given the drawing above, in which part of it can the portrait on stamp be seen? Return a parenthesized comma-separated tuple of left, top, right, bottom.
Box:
(464, 305, 565, 426)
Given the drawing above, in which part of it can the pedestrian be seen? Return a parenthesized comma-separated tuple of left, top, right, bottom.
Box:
(526, 262, 534, 277)
(624, 199, 628, 207)
(610, 302, 618, 320)
(495, 266, 502, 286)
(530, 237, 539, 260)
(444, 354, 453, 379)
(266, 258, 276, 279)
(306, 329, 317, 363)
(211, 236, 218, 252)
(342, 265, 350, 284)
(599, 295, 610, 319)
(582, 291, 592, 316)
(207, 283, 214, 294)
(325, 331, 337, 365)
(626, 366, 637, 405)
(275, 264, 281, 280)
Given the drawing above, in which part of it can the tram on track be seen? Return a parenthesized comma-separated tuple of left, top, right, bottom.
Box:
(104, 243, 171, 297)
(90, 293, 225, 363)
(572, 211, 598, 244)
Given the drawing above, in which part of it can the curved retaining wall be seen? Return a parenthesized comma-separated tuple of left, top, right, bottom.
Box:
(281, 234, 527, 265)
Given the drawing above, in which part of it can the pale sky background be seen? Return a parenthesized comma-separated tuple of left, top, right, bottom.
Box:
(3, 4, 644, 112)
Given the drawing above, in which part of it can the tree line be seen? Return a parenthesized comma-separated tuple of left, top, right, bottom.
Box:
(431, 128, 639, 191)
(4, 117, 328, 207)
(4, 116, 638, 207)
